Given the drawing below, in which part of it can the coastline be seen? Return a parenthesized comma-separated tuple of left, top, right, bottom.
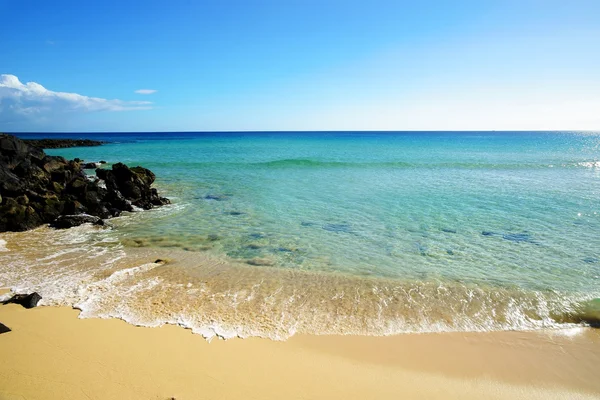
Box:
(21, 138, 105, 149)
(1, 304, 599, 400)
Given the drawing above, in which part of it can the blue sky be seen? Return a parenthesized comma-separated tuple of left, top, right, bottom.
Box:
(1, 0, 599, 132)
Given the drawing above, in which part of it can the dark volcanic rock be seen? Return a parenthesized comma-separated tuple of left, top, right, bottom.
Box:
(0, 322, 10, 334)
(22, 138, 104, 149)
(98, 163, 170, 210)
(0, 197, 43, 231)
(50, 214, 105, 229)
(82, 162, 100, 169)
(3, 292, 42, 309)
(0, 134, 169, 232)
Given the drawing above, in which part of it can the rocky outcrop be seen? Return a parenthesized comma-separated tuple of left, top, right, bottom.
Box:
(96, 163, 170, 210)
(0, 134, 169, 232)
(22, 138, 104, 148)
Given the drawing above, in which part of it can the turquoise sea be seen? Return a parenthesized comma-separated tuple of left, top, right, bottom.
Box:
(1, 131, 599, 339)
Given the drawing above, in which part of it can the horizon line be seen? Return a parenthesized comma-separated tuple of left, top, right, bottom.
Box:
(5, 129, 599, 134)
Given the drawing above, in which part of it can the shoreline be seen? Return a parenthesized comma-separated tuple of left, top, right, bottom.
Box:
(2, 231, 596, 341)
(1, 304, 599, 400)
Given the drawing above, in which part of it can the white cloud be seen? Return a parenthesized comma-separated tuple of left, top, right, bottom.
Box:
(134, 89, 157, 95)
(0, 74, 153, 129)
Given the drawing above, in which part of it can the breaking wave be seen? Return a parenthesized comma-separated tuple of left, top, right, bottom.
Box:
(0, 225, 597, 341)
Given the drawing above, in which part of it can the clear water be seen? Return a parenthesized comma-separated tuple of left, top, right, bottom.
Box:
(2, 131, 600, 339)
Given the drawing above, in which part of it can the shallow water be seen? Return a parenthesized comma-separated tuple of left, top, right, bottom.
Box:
(1, 131, 599, 339)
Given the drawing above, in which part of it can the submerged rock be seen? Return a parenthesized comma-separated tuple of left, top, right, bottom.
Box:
(322, 223, 352, 233)
(2, 292, 42, 309)
(441, 228, 457, 233)
(482, 230, 538, 244)
(225, 211, 244, 216)
(205, 194, 229, 201)
(246, 257, 275, 266)
(416, 242, 429, 256)
(278, 247, 293, 252)
(502, 232, 537, 244)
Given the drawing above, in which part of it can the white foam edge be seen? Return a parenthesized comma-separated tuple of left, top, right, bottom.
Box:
(0, 290, 13, 302)
(547, 326, 588, 338)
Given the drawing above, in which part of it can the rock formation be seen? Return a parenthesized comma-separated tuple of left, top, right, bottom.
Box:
(22, 138, 104, 148)
(0, 133, 169, 232)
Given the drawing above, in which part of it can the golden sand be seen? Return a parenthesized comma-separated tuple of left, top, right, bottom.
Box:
(0, 304, 598, 400)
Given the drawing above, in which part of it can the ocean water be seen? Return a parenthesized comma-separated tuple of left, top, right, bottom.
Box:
(1, 131, 600, 339)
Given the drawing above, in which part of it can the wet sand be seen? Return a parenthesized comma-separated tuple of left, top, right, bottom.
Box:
(0, 304, 599, 400)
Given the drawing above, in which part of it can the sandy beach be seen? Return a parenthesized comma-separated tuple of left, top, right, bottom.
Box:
(1, 304, 598, 400)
